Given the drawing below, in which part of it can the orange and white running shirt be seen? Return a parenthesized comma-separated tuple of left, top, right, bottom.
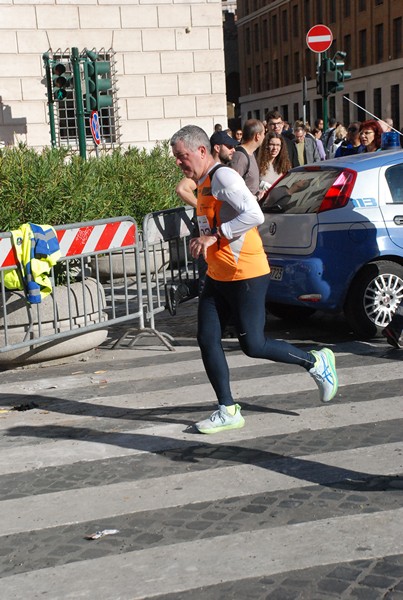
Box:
(197, 164, 270, 282)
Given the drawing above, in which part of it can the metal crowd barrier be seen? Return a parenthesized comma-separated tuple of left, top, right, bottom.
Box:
(0, 208, 199, 361)
(114, 206, 198, 350)
(0, 217, 143, 361)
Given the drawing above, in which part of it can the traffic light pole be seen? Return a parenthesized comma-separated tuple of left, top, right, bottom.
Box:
(71, 47, 87, 160)
(42, 53, 57, 148)
(320, 52, 329, 131)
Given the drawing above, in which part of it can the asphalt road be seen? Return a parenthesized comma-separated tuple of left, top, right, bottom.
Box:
(0, 300, 402, 599)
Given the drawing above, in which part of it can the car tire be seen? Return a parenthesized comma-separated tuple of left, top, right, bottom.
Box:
(344, 260, 403, 339)
(266, 301, 316, 321)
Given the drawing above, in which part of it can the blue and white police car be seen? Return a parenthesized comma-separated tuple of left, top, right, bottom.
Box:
(260, 149, 403, 338)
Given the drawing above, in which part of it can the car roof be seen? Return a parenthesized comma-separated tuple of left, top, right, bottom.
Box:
(291, 149, 403, 174)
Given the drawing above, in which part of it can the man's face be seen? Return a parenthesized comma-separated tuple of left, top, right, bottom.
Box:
(218, 144, 235, 164)
(172, 140, 206, 181)
(267, 118, 284, 134)
(294, 128, 305, 142)
(256, 128, 265, 148)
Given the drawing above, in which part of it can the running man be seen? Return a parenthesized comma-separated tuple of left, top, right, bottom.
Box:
(170, 125, 339, 434)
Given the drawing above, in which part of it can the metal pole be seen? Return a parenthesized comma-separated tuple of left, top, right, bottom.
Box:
(302, 76, 307, 124)
(343, 96, 403, 136)
(42, 53, 57, 148)
(322, 52, 329, 131)
(71, 47, 87, 160)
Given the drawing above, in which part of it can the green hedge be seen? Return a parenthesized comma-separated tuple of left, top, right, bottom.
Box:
(0, 143, 183, 231)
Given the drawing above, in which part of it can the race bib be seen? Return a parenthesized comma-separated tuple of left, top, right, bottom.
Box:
(197, 215, 211, 236)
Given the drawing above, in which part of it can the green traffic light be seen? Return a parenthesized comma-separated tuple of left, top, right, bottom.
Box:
(83, 55, 113, 112)
(54, 88, 67, 101)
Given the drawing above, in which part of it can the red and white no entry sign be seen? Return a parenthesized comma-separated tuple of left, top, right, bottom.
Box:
(306, 24, 333, 53)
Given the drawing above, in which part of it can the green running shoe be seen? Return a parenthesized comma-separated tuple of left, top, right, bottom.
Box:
(309, 348, 338, 403)
(195, 403, 245, 434)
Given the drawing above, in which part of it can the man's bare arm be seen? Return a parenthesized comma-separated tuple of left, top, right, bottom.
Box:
(176, 178, 197, 208)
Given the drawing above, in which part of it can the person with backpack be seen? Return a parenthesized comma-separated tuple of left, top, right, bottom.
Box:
(169, 124, 339, 434)
(229, 119, 265, 195)
(165, 130, 239, 316)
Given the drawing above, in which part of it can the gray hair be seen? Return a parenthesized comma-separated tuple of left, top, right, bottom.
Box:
(170, 125, 211, 154)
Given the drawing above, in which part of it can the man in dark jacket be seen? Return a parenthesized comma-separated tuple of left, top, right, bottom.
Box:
(293, 123, 321, 165)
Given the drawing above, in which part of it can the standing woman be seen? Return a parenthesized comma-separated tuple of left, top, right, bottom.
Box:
(257, 132, 291, 197)
(359, 120, 383, 152)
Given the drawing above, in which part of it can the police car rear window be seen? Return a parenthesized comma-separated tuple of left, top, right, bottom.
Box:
(262, 168, 341, 214)
(385, 164, 403, 204)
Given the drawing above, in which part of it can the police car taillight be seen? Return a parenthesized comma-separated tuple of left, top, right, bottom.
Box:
(318, 169, 357, 213)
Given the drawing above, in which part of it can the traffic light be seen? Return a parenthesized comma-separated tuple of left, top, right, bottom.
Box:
(52, 62, 73, 101)
(84, 50, 113, 112)
(326, 52, 352, 95)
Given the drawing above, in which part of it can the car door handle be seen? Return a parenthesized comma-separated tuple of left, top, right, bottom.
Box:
(393, 216, 403, 225)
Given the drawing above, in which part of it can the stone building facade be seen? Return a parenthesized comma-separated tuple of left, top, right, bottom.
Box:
(0, 0, 227, 151)
(237, 0, 403, 129)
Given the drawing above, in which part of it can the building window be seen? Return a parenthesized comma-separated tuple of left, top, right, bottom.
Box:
(359, 29, 367, 67)
(329, 0, 336, 23)
(304, 0, 311, 30)
(282, 10, 288, 42)
(359, 0, 366, 10)
(305, 48, 312, 80)
(391, 85, 400, 130)
(373, 88, 382, 118)
(343, 34, 352, 67)
(343, 0, 351, 18)
(247, 67, 252, 92)
(343, 93, 350, 127)
(281, 105, 289, 122)
(315, 98, 322, 120)
(284, 55, 289, 86)
(245, 28, 251, 55)
(272, 15, 278, 45)
(356, 91, 366, 121)
(329, 96, 335, 120)
(294, 52, 301, 82)
(254, 23, 260, 52)
(375, 0, 383, 5)
(264, 61, 270, 89)
(255, 64, 261, 92)
(293, 5, 299, 37)
(375, 24, 383, 63)
(273, 59, 279, 88)
(393, 18, 402, 59)
(316, 0, 322, 23)
(263, 19, 268, 49)
(293, 102, 300, 122)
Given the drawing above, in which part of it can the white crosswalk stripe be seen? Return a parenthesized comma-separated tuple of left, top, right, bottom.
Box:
(0, 340, 402, 599)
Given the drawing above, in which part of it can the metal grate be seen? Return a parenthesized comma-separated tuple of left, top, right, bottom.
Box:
(43, 47, 121, 153)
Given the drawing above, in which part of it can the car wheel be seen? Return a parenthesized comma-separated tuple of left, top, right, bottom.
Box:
(344, 260, 403, 339)
(266, 301, 316, 321)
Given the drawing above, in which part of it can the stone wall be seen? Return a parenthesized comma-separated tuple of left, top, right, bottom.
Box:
(0, 0, 227, 150)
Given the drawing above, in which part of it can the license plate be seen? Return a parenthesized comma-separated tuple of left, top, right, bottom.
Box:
(270, 266, 283, 281)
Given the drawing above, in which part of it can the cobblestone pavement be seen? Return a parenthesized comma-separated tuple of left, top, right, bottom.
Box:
(0, 301, 402, 599)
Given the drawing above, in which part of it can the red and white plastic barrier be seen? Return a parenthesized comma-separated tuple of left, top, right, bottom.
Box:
(0, 219, 137, 269)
